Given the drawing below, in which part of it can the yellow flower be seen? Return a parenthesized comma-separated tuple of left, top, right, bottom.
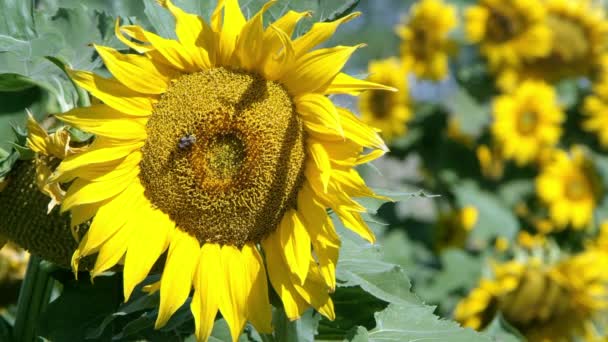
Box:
(51, 1, 393, 341)
(491, 80, 564, 166)
(455, 253, 608, 341)
(536, 147, 600, 230)
(465, 0, 551, 71)
(517, 231, 546, 249)
(434, 206, 478, 251)
(396, 0, 457, 80)
(498, 0, 608, 90)
(583, 60, 608, 148)
(359, 58, 410, 141)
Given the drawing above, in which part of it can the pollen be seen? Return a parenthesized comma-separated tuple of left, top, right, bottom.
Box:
(139, 68, 306, 246)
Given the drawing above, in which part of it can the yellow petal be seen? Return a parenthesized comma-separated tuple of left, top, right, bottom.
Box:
(123, 204, 174, 301)
(61, 166, 139, 212)
(75, 181, 145, 257)
(262, 25, 296, 81)
(70, 202, 102, 228)
(262, 10, 311, 54)
(138, 30, 196, 71)
(95, 45, 173, 94)
(115, 20, 153, 53)
(156, 229, 200, 328)
(356, 149, 385, 165)
(58, 104, 147, 140)
(307, 140, 332, 192)
(159, 0, 213, 68)
(90, 218, 136, 278)
(291, 262, 335, 320)
(242, 244, 272, 333)
(279, 209, 311, 285)
(296, 93, 342, 136)
(324, 72, 397, 95)
(191, 243, 221, 342)
(216, 0, 246, 65)
(282, 45, 363, 95)
(262, 232, 309, 320)
(292, 12, 360, 57)
(67, 69, 155, 116)
(235, 1, 275, 71)
(54, 150, 141, 184)
(53, 139, 143, 181)
(337, 107, 387, 150)
(218, 245, 248, 342)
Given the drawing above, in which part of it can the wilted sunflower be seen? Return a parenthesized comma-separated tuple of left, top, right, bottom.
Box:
(49, 1, 392, 340)
(465, 0, 551, 71)
(359, 58, 410, 141)
(455, 253, 608, 341)
(396, 0, 457, 80)
(491, 80, 564, 166)
(536, 147, 601, 230)
(498, 0, 608, 90)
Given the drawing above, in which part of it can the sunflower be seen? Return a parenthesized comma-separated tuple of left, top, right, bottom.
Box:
(48, 1, 392, 340)
(536, 147, 601, 230)
(497, 0, 608, 90)
(491, 80, 564, 166)
(465, 0, 551, 71)
(396, 0, 457, 81)
(583, 66, 608, 148)
(359, 58, 410, 141)
(476, 144, 505, 180)
(455, 253, 608, 341)
(434, 205, 478, 251)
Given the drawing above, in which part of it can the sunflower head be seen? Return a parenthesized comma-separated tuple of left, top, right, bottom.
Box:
(536, 147, 601, 230)
(49, 1, 393, 340)
(456, 254, 608, 340)
(497, 0, 608, 89)
(491, 80, 564, 166)
(465, 0, 551, 70)
(359, 58, 410, 142)
(434, 205, 478, 251)
(396, 0, 457, 80)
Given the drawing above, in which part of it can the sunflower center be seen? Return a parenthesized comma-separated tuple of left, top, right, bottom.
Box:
(139, 68, 307, 246)
(487, 8, 521, 42)
(565, 177, 589, 201)
(547, 15, 589, 64)
(369, 90, 391, 118)
(517, 111, 538, 134)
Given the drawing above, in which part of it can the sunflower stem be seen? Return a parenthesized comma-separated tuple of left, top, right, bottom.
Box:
(13, 256, 55, 342)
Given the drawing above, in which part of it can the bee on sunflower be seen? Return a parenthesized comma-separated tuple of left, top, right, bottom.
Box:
(465, 0, 551, 72)
(42, 1, 394, 341)
(497, 0, 608, 90)
(396, 0, 457, 81)
(455, 251, 608, 341)
(536, 147, 602, 231)
(359, 58, 411, 142)
(490, 80, 564, 166)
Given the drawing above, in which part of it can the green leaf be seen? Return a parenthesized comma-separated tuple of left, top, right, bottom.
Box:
(349, 303, 488, 342)
(453, 181, 520, 243)
(481, 314, 525, 342)
(0, 0, 35, 39)
(267, 308, 320, 342)
(442, 86, 490, 138)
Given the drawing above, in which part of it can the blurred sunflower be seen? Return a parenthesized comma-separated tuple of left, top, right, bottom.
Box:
(536, 147, 601, 230)
(476, 144, 505, 180)
(396, 0, 457, 80)
(359, 58, 410, 141)
(491, 80, 564, 166)
(434, 205, 478, 251)
(0, 244, 29, 310)
(583, 72, 608, 148)
(455, 253, 608, 341)
(49, 1, 393, 340)
(498, 0, 608, 90)
(465, 0, 551, 71)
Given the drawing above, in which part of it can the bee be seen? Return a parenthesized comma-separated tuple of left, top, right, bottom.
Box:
(178, 134, 196, 150)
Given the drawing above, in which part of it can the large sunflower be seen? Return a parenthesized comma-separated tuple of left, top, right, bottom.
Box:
(536, 147, 600, 230)
(396, 0, 457, 81)
(491, 80, 564, 166)
(498, 0, 608, 90)
(465, 0, 551, 71)
(455, 253, 608, 341)
(50, 1, 392, 340)
(359, 58, 410, 142)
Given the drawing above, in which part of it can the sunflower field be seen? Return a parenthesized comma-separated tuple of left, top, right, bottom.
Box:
(1, 0, 608, 341)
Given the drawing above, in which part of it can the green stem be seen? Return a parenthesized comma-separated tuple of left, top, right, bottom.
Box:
(13, 256, 55, 342)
